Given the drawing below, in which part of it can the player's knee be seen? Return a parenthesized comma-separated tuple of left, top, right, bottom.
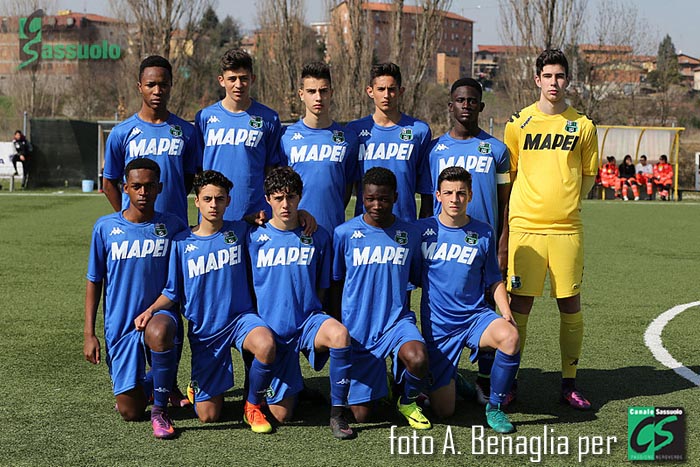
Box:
(350, 405, 371, 423)
(250, 328, 276, 363)
(118, 406, 143, 422)
(431, 399, 455, 420)
(327, 322, 350, 348)
(144, 321, 175, 351)
(499, 326, 520, 355)
(196, 406, 220, 423)
(403, 347, 429, 376)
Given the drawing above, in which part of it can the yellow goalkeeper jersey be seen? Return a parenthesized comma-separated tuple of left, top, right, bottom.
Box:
(504, 103, 598, 234)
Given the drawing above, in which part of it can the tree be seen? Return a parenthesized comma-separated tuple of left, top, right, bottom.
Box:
(647, 35, 682, 125)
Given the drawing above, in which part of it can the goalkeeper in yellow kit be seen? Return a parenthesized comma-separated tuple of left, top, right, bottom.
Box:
(503, 49, 598, 410)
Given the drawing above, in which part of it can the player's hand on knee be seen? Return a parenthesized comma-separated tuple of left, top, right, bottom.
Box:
(84, 336, 101, 364)
(134, 309, 154, 331)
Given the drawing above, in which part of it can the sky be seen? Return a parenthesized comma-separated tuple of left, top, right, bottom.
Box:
(52, 0, 699, 57)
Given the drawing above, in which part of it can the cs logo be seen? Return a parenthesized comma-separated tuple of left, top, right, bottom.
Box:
(627, 406, 685, 461)
(18, 10, 44, 69)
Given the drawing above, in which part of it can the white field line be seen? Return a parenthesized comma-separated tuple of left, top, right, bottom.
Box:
(644, 301, 700, 387)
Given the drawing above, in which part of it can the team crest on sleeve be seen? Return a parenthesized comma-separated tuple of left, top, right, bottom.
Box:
(300, 234, 313, 245)
(565, 121, 578, 133)
(169, 125, 183, 137)
(249, 115, 263, 129)
(332, 130, 345, 143)
(478, 142, 492, 154)
(400, 128, 413, 141)
(510, 275, 522, 289)
(395, 230, 408, 245)
(464, 231, 478, 245)
(223, 231, 238, 244)
(154, 223, 168, 237)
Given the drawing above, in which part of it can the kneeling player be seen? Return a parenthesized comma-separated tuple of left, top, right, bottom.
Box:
(84, 158, 187, 439)
(332, 167, 431, 429)
(249, 167, 354, 439)
(135, 170, 277, 433)
(418, 167, 520, 433)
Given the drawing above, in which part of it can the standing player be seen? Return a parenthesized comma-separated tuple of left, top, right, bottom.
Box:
(279, 61, 359, 233)
(503, 49, 598, 410)
(347, 63, 432, 221)
(84, 158, 187, 439)
(195, 48, 283, 221)
(135, 170, 277, 433)
(103, 55, 198, 225)
(332, 167, 431, 429)
(418, 166, 520, 433)
(249, 167, 354, 439)
(427, 78, 511, 405)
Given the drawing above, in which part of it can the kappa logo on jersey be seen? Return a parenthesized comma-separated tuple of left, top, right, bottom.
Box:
(478, 142, 492, 154)
(400, 128, 413, 141)
(422, 241, 478, 265)
(205, 128, 262, 148)
(437, 155, 494, 175)
(207, 115, 220, 124)
(352, 245, 409, 266)
(465, 231, 478, 245)
(359, 142, 414, 161)
(358, 129, 371, 137)
(565, 121, 578, 133)
(394, 230, 408, 245)
(289, 144, 347, 163)
(300, 234, 313, 245)
(129, 127, 142, 138)
(111, 238, 169, 260)
(291, 132, 304, 141)
(435, 143, 448, 151)
(422, 228, 436, 237)
(520, 115, 533, 129)
(523, 133, 579, 151)
(257, 234, 271, 242)
(154, 223, 167, 237)
(249, 115, 263, 129)
(223, 231, 238, 244)
(109, 227, 125, 236)
(187, 245, 243, 278)
(350, 230, 365, 239)
(257, 245, 316, 267)
(332, 130, 345, 144)
(128, 138, 185, 158)
(184, 243, 198, 253)
(169, 125, 183, 137)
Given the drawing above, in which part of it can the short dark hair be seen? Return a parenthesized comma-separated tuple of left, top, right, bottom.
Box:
(193, 170, 233, 195)
(264, 166, 303, 197)
(139, 55, 172, 82)
(437, 166, 472, 191)
(450, 77, 482, 98)
(220, 48, 253, 74)
(536, 48, 569, 78)
(363, 167, 397, 192)
(370, 62, 401, 87)
(660, 154, 668, 162)
(301, 61, 331, 87)
(125, 157, 160, 180)
(640, 154, 647, 161)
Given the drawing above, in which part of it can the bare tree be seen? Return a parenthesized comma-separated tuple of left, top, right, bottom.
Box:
(389, 0, 404, 64)
(498, 0, 586, 110)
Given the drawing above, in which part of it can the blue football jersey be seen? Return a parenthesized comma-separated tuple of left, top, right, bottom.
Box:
(416, 216, 501, 337)
(346, 114, 432, 221)
(162, 220, 254, 342)
(86, 212, 187, 347)
(195, 100, 283, 221)
(332, 215, 422, 346)
(248, 224, 331, 342)
(103, 113, 199, 224)
(428, 130, 509, 231)
(280, 120, 359, 233)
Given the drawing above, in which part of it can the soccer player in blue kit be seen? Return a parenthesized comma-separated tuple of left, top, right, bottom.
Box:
(249, 167, 355, 439)
(84, 158, 187, 439)
(279, 61, 359, 233)
(195, 48, 283, 221)
(103, 55, 198, 225)
(417, 166, 520, 433)
(135, 170, 277, 433)
(332, 167, 431, 429)
(346, 63, 433, 221)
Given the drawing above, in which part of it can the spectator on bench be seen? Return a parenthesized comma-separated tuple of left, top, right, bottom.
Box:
(635, 155, 653, 200)
(618, 155, 639, 201)
(653, 155, 673, 201)
(599, 156, 620, 199)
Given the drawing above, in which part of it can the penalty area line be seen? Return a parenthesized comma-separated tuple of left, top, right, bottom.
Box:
(644, 301, 700, 387)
